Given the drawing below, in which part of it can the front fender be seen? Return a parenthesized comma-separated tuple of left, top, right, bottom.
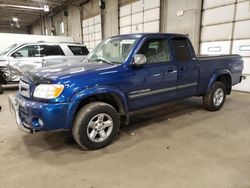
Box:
(207, 69, 232, 93)
(71, 85, 129, 113)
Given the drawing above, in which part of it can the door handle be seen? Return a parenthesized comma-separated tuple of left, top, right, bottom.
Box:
(179, 67, 186, 71)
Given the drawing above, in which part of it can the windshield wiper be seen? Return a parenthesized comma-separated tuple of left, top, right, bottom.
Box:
(91, 58, 114, 65)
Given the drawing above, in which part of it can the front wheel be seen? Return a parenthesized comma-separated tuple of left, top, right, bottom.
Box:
(203, 81, 226, 111)
(72, 102, 120, 150)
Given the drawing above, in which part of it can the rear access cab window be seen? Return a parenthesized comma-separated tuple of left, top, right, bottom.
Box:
(172, 38, 192, 61)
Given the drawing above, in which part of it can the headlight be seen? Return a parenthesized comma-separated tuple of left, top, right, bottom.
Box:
(33, 84, 64, 99)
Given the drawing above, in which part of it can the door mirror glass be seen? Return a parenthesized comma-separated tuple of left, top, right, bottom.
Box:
(133, 54, 147, 66)
(12, 52, 23, 58)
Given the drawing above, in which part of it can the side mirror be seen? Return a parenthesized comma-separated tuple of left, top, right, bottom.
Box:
(12, 52, 22, 58)
(132, 54, 147, 67)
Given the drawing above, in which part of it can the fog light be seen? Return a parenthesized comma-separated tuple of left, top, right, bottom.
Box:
(32, 118, 44, 128)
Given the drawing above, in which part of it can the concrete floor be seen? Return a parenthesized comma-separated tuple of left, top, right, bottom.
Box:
(0, 90, 250, 188)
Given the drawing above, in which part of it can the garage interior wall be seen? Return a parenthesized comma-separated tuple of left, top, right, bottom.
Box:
(200, 0, 250, 92)
(29, 0, 202, 54)
(119, 0, 161, 34)
(161, 0, 202, 53)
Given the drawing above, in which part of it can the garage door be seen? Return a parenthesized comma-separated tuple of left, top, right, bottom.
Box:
(82, 14, 102, 52)
(119, 0, 160, 34)
(200, 0, 250, 92)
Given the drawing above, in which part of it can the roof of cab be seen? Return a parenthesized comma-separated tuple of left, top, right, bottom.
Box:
(110, 33, 188, 39)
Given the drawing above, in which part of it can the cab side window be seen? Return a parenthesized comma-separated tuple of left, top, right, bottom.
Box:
(137, 39, 170, 64)
(172, 38, 192, 61)
(12, 45, 40, 57)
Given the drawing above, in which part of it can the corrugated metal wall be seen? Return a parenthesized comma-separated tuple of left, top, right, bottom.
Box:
(200, 0, 250, 92)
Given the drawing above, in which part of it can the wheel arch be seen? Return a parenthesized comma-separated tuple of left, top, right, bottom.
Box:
(69, 86, 129, 128)
(207, 70, 232, 95)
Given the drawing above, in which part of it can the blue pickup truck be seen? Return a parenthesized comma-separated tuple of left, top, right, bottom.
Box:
(9, 33, 244, 150)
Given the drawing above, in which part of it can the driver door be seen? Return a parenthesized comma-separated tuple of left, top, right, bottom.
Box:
(8, 45, 43, 73)
(127, 38, 178, 111)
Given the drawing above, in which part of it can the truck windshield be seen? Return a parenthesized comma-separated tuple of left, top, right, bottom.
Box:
(87, 38, 138, 64)
(0, 43, 18, 56)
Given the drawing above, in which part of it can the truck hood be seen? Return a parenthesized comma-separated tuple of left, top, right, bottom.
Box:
(24, 61, 115, 84)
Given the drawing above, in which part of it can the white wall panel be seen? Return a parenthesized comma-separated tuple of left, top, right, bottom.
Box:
(132, 24, 143, 33)
(83, 27, 89, 34)
(89, 41, 95, 49)
(236, 1, 250, 21)
(202, 5, 235, 26)
(120, 1, 160, 34)
(89, 33, 95, 41)
(234, 20, 250, 39)
(82, 20, 88, 28)
(119, 4, 131, 17)
(83, 34, 89, 42)
(200, 41, 231, 54)
(88, 25, 94, 33)
(94, 15, 101, 24)
(88, 17, 94, 26)
(120, 26, 131, 34)
(201, 23, 233, 41)
(144, 21, 159, 33)
(94, 24, 101, 32)
(203, 0, 235, 9)
(132, 12, 143, 25)
(242, 58, 250, 74)
(82, 14, 102, 49)
(132, 0, 143, 14)
(144, 0, 160, 10)
(233, 75, 250, 92)
(144, 8, 160, 22)
(120, 16, 131, 27)
(95, 32, 102, 41)
(232, 39, 250, 57)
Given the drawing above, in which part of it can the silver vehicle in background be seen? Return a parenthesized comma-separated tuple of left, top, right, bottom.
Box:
(0, 42, 89, 83)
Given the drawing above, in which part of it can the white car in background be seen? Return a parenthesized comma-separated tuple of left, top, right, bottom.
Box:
(0, 42, 89, 83)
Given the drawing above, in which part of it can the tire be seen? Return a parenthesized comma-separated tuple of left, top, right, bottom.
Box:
(72, 102, 120, 150)
(203, 81, 226, 111)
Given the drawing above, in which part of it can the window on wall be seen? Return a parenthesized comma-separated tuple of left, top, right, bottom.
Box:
(82, 14, 102, 52)
(119, 0, 160, 34)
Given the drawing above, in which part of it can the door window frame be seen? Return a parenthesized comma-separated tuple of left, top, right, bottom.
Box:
(131, 36, 174, 66)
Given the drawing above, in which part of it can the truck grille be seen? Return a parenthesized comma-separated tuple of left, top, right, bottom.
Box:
(19, 79, 30, 98)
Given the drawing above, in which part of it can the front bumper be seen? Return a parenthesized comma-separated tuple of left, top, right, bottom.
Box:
(9, 95, 33, 132)
(8, 94, 71, 132)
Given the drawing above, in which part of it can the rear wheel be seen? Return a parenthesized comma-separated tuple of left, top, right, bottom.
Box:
(203, 81, 226, 111)
(72, 102, 120, 150)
